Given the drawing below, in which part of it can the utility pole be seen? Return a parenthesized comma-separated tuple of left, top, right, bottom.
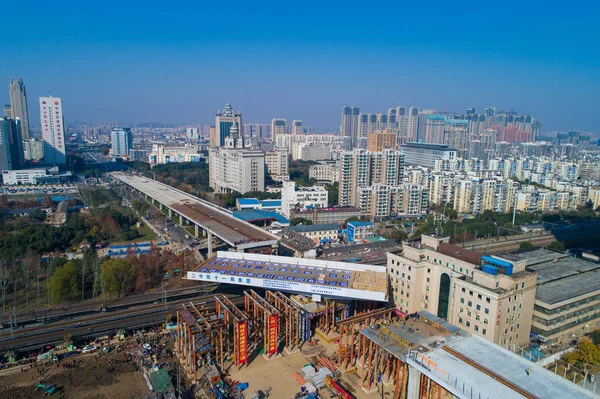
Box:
(161, 281, 167, 311)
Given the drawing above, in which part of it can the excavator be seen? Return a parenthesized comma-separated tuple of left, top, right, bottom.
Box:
(35, 383, 57, 395)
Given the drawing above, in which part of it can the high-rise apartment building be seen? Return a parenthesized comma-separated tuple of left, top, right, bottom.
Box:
(23, 138, 44, 161)
(214, 104, 242, 147)
(387, 235, 538, 348)
(39, 96, 66, 165)
(111, 128, 133, 157)
(271, 119, 287, 144)
(407, 106, 420, 142)
(340, 106, 360, 147)
(357, 183, 428, 219)
(338, 149, 405, 209)
(424, 115, 446, 144)
(0, 117, 24, 171)
(9, 78, 30, 140)
(291, 120, 303, 135)
(366, 130, 397, 152)
(396, 106, 408, 143)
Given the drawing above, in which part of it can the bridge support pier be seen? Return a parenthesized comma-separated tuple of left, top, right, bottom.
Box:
(194, 224, 199, 238)
(179, 214, 184, 225)
(208, 231, 213, 258)
(407, 366, 421, 399)
(168, 208, 172, 218)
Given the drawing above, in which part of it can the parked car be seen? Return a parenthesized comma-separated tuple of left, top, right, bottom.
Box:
(82, 345, 98, 353)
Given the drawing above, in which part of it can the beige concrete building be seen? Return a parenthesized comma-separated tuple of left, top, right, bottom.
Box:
(309, 162, 339, 184)
(387, 234, 537, 348)
(504, 249, 600, 344)
(265, 148, 289, 181)
(366, 130, 397, 152)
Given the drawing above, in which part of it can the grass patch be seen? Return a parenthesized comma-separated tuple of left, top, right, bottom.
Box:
(79, 187, 120, 208)
(136, 225, 157, 241)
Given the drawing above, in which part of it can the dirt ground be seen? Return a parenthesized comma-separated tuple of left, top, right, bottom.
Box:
(0, 350, 149, 399)
(226, 343, 380, 399)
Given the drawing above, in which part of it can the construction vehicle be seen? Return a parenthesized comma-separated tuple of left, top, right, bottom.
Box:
(324, 376, 352, 399)
(35, 383, 57, 395)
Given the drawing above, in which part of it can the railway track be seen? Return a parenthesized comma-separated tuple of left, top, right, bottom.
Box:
(0, 294, 243, 353)
(2, 286, 220, 330)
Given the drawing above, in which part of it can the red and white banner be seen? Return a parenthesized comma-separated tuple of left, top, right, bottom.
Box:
(238, 322, 248, 364)
(268, 314, 278, 355)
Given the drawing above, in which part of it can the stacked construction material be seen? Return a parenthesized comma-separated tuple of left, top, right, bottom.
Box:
(316, 355, 338, 372)
(309, 370, 326, 388)
(299, 365, 317, 380)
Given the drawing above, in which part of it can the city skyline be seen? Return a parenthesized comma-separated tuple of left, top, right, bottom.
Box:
(0, 1, 598, 133)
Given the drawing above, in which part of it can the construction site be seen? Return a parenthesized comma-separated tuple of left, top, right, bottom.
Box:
(173, 252, 595, 399)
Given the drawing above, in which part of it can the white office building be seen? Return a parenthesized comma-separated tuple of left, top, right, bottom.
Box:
(39, 96, 66, 165)
(281, 180, 328, 219)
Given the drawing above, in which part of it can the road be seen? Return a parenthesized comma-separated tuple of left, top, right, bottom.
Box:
(110, 172, 279, 249)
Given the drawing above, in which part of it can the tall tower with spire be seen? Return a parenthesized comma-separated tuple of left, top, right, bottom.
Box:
(214, 103, 242, 147)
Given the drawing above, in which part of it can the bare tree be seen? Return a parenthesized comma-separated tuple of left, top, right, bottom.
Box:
(23, 252, 40, 312)
(0, 260, 10, 315)
(90, 253, 101, 298)
(11, 260, 19, 309)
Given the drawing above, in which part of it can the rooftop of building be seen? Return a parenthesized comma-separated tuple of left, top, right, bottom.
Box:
(401, 142, 458, 151)
(289, 223, 338, 233)
(527, 256, 599, 284)
(435, 243, 483, 265)
(236, 198, 261, 206)
(232, 210, 289, 224)
(292, 206, 360, 214)
(500, 247, 569, 267)
(260, 199, 281, 207)
(347, 221, 374, 227)
(534, 264, 600, 305)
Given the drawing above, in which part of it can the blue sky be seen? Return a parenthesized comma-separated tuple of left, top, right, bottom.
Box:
(1, 0, 598, 132)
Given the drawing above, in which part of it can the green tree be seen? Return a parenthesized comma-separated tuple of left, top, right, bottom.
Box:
(345, 216, 360, 223)
(547, 241, 565, 252)
(290, 218, 313, 226)
(101, 258, 136, 298)
(28, 209, 47, 221)
(326, 183, 339, 207)
(49, 261, 80, 303)
(590, 329, 600, 346)
(519, 241, 536, 250)
(578, 338, 600, 365)
(384, 228, 408, 244)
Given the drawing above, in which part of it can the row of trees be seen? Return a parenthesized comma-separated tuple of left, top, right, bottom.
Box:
(46, 248, 187, 304)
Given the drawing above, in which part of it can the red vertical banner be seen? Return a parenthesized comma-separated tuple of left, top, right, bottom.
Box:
(268, 314, 278, 355)
(238, 321, 248, 364)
